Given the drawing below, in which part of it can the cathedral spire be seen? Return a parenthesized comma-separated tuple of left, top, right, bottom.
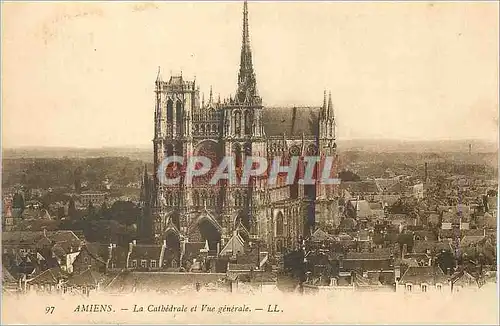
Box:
(209, 86, 213, 104)
(236, 0, 259, 104)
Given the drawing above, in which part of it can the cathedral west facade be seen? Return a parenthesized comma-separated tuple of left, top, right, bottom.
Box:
(140, 1, 339, 255)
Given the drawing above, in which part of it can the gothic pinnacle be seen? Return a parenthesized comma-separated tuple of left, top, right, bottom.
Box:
(322, 90, 327, 117)
(328, 91, 333, 119)
(156, 66, 162, 83)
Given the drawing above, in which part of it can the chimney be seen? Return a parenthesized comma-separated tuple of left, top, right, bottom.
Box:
(132, 240, 137, 246)
(394, 266, 401, 282)
(483, 228, 486, 237)
(163, 240, 167, 247)
(43, 228, 47, 237)
(128, 242, 134, 253)
(424, 162, 428, 182)
(107, 243, 113, 268)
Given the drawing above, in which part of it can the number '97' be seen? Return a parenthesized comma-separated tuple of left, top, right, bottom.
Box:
(45, 306, 55, 314)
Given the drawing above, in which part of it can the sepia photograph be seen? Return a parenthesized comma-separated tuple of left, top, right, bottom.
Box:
(1, 0, 499, 324)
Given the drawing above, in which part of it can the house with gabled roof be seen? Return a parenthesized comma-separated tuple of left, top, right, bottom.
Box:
(126, 240, 166, 271)
(24, 267, 67, 293)
(72, 242, 109, 274)
(397, 265, 450, 293)
(460, 235, 488, 247)
(310, 228, 333, 243)
(104, 271, 228, 294)
(2, 230, 84, 275)
(220, 231, 246, 257)
(412, 239, 453, 256)
(2, 265, 19, 293)
(450, 269, 481, 292)
(66, 268, 106, 295)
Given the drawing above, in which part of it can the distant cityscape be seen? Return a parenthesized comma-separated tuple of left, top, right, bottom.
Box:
(2, 147, 497, 295)
(1, 0, 497, 298)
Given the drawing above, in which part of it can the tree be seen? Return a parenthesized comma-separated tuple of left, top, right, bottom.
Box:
(338, 170, 361, 182)
(397, 233, 414, 253)
(436, 250, 456, 274)
(108, 201, 140, 225)
(12, 193, 25, 209)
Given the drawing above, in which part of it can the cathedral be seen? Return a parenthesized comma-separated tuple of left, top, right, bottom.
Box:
(139, 1, 339, 255)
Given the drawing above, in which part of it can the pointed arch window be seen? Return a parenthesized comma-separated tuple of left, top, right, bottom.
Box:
(176, 100, 183, 132)
(233, 144, 242, 171)
(244, 111, 252, 135)
(276, 240, 283, 253)
(234, 111, 241, 135)
(235, 191, 242, 206)
(208, 192, 215, 207)
(165, 143, 174, 157)
(167, 99, 174, 122)
(193, 190, 200, 207)
(276, 211, 284, 236)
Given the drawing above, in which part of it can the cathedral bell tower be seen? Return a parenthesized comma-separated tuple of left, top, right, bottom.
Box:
(318, 91, 338, 200)
(151, 68, 199, 243)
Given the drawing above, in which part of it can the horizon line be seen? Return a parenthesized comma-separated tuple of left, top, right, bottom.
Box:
(2, 137, 498, 150)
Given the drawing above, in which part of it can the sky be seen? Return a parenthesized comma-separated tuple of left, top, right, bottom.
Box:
(2, 1, 499, 148)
